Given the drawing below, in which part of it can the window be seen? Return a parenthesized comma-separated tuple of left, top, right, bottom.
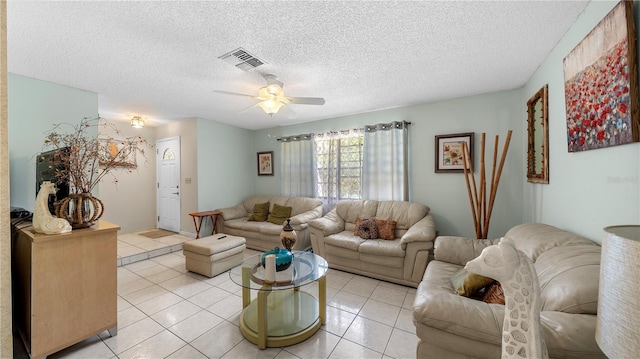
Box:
(315, 133, 364, 200)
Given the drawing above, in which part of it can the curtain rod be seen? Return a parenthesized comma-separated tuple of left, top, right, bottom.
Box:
(277, 121, 411, 141)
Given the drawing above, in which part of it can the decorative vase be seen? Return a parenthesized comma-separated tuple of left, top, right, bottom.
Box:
(55, 193, 104, 229)
(261, 247, 293, 272)
(280, 218, 297, 251)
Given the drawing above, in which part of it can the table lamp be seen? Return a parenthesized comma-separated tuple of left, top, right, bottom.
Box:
(596, 225, 640, 358)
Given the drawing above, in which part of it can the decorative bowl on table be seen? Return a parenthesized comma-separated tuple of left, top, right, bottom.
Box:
(261, 247, 293, 272)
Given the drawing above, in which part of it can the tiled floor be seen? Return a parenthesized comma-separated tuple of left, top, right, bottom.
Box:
(116, 231, 192, 266)
(18, 234, 419, 359)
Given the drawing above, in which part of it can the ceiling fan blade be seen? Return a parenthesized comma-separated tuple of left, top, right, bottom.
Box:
(286, 96, 325, 105)
(238, 102, 260, 113)
(213, 90, 258, 99)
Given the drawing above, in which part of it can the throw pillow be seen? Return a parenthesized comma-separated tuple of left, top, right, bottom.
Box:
(247, 202, 269, 222)
(482, 282, 505, 305)
(374, 219, 397, 240)
(266, 203, 292, 225)
(356, 218, 379, 239)
(450, 267, 495, 297)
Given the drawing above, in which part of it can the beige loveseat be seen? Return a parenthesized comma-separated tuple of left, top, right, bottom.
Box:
(215, 195, 323, 252)
(309, 199, 436, 287)
(413, 223, 605, 359)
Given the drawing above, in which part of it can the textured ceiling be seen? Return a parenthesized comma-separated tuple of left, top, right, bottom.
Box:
(7, 1, 589, 130)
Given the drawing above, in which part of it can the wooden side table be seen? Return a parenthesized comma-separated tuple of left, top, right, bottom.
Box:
(189, 210, 222, 239)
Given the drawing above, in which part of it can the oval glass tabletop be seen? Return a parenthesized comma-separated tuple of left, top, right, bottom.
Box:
(229, 250, 328, 290)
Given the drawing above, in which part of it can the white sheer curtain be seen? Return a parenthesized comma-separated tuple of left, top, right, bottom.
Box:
(314, 129, 363, 213)
(280, 134, 316, 197)
(362, 121, 409, 201)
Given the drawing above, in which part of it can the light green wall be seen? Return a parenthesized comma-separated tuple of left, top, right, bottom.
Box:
(196, 118, 254, 212)
(193, 118, 253, 235)
(523, 0, 640, 242)
(8, 73, 98, 211)
(253, 89, 524, 239)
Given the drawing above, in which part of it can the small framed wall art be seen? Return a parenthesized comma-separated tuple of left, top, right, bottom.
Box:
(435, 132, 474, 173)
(257, 151, 274, 176)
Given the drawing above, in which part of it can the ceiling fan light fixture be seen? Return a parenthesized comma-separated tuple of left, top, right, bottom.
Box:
(130, 116, 145, 128)
(258, 100, 284, 115)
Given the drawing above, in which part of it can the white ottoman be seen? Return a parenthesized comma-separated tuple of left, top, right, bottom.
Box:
(183, 234, 246, 277)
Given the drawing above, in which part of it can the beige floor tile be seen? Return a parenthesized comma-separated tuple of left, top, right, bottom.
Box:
(166, 344, 208, 359)
(123, 284, 170, 305)
(206, 294, 243, 319)
(394, 308, 416, 334)
(189, 321, 245, 358)
(325, 272, 351, 290)
(48, 335, 114, 359)
(146, 268, 183, 284)
(402, 292, 415, 309)
(343, 316, 393, 353)
(324, 306, 356, 337)
(117, 277, 154, 296)
(275, 350, 302, 359)
(169, 309, 224, 343)
(358, 299, 400, 327)
(117, 306, 148, 329)
(284, 329, 341, 359)
(342, 276, 379, 298)
(136, 292, 184, 316)
(151, 300, 202, 328)
(370, 286, 406, 307)
(220, 339, 282, 358)
(384, 328, 418, 359)
(328, 291, 367, 315)
(118, 330, 186, 359)
(189, 286, 233, 308)
(329, 339, 382, 359)
(101, 317, 164, 354)
(159, 275, 212, 299)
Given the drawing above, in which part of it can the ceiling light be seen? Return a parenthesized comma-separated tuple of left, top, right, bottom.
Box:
(258, 100, 284, 115)
(130, 116, 144, 128)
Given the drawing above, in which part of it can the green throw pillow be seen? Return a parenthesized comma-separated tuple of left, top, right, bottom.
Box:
(266, 203, 292, 225)
(450, 267, 495, 297)
(247, 202, 269, 222)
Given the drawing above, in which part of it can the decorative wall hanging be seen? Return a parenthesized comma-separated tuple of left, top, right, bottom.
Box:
(563, 0, 639, 152)
(99, 139, 137, 168)
(435, 132, 474, 173)
(257, 151, 274, 176)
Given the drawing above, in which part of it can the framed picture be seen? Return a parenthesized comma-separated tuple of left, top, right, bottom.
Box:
(257, 151, 274, 176)
(563, 0, 639, 152)
(435, 132, 474, 173)
(99, 139, 136, 168)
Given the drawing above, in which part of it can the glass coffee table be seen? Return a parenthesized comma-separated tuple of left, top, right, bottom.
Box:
(229, 250, 328, 349)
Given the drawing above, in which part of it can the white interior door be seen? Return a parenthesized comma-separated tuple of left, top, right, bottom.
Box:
(156, 137, 181, 232)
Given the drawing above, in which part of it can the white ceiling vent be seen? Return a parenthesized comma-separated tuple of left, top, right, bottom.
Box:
(218, 47, 265, 71)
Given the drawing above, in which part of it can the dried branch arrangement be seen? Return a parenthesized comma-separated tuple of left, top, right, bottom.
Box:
(462, 130, 512, 239)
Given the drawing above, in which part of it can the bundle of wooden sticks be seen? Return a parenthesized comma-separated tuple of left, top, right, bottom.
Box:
(461, 130, 512, 239)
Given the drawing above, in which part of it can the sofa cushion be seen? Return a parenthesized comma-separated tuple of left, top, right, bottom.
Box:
(375, 201, 429, 230)
(267, 203, 292, 225)
(355, 218, 378, 239)
(359, 238, 405, 257)
(247, 202, 269, 222)
(505, 223, 597, 262)
(375, 219, 397, 240)
(482, 282, 505, 305)
(450, 268, 495, 297)
(535, 244, 601, 314)
(336, 200, 379, 225)
(324, 231, 366, 251)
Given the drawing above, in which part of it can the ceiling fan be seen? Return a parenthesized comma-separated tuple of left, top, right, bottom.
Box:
(214, 74, 325, 115)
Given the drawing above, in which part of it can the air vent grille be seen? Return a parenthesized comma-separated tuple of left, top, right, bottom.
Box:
(218, 47, 265, 71)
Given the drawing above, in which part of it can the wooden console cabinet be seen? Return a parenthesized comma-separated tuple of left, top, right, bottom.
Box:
(12, 220, 119, 358)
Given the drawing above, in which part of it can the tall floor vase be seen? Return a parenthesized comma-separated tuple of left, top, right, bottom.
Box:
(55, 193, 104, 229)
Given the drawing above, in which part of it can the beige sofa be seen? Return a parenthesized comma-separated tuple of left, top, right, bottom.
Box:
(215, 195, 323, 252)
(413, 223, 605, 359)
(309, 199, 436, 287)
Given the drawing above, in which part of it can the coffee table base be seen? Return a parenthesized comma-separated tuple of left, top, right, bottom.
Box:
(239, 290, 323, 349)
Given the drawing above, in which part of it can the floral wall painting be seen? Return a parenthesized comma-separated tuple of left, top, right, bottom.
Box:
(563, 0, 639, 152)
(257, 151, 274, 176)
(435, 132, 474, 173)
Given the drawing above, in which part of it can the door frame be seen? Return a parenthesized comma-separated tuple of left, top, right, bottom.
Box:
(156, 136, 181, 232)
